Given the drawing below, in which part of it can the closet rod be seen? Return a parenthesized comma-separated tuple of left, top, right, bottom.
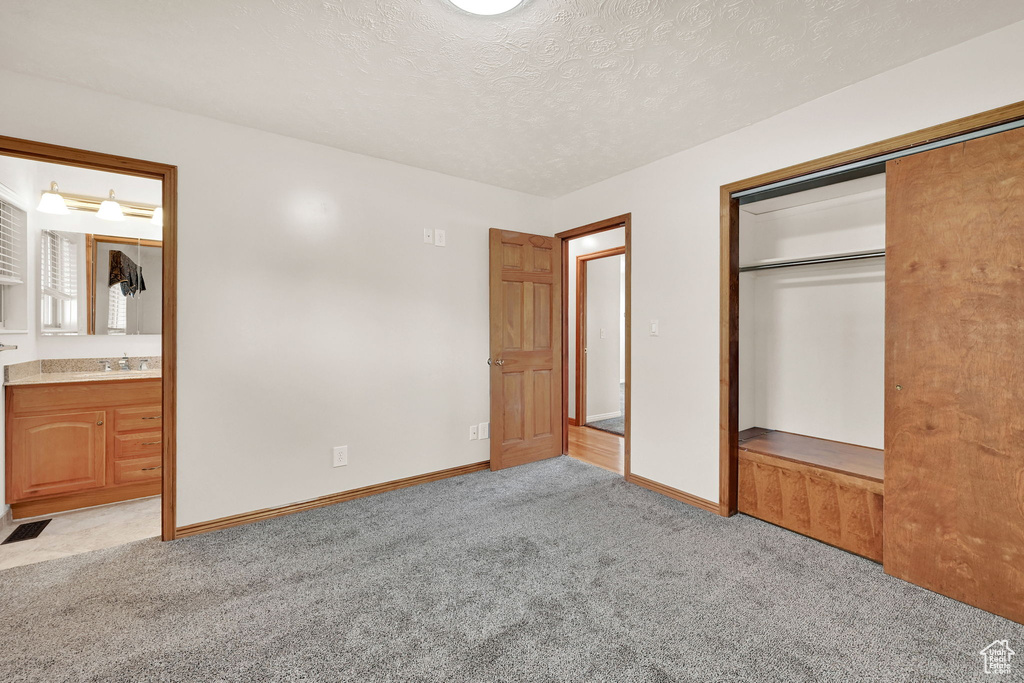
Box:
(739, 250, 885, 272)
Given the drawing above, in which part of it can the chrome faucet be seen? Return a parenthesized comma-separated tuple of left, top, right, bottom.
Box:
(118, 353, 130, 371)
(139, 358, 150, 371)
(98, 360, 111, 372)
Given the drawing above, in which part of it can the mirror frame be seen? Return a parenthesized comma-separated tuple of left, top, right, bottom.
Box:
(85, 233, 162, 335)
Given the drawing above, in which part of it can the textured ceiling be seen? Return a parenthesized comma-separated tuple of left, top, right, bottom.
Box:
(1, 1, 1022, 197)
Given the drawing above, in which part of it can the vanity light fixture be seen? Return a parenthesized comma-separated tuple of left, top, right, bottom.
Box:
(96, 189, 126, 221)
(36, 184, 160, 222)
(36, 181, 70, 215)
(447, 0, 525, 15)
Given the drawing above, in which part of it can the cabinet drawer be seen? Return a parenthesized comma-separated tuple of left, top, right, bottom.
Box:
(113, 456, 162, 485)
(114, 405, 162, 433)
(113, 432, 162, 460)
(9, 379, 160, 414)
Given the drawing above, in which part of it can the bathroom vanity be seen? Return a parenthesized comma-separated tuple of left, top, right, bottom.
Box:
(5, 371, 162, 519)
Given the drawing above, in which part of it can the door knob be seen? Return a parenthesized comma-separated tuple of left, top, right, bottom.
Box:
(487, 358, 492, 366)
(495, 359, 505, 366)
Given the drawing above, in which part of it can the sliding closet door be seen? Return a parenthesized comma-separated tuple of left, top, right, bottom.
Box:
(884, 126, 1024, 624)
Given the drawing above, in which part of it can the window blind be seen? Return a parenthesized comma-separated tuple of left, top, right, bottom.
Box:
(0, 200, 24, 286)
(108, 285, 126, 332)
(40, 230, 76, 300)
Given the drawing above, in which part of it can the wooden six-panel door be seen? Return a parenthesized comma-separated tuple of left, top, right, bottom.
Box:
(489, 229, 562, 470)
(884, 127, 1024, 624)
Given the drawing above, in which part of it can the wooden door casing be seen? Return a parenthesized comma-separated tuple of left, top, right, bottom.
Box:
(489, 229, 562, 470)
(9, 410, 106, 500)
(883, 127, 1024, 624)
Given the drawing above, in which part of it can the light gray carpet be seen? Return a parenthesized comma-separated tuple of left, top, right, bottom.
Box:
(0, 457, 1020, 682)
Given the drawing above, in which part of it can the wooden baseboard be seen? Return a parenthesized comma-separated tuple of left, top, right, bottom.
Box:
(567, 417, 578, 426)
(626, 473, 722, 516)
(11, 481, 161, 519)
(176, 460, 491, 538)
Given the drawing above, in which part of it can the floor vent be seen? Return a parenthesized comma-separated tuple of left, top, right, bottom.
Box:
(2, 519, 51, 544)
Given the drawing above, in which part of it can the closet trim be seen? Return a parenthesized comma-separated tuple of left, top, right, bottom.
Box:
(718, 99, 1024, 517)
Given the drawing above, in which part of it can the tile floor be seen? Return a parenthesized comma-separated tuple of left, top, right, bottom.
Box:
(0, 496, 160, 570)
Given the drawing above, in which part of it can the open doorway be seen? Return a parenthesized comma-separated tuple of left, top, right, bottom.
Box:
(0, 137, 176, 569)
(556, 215, 630, 476)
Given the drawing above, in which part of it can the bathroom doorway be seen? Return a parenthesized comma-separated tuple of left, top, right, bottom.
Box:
(0, 136, 176, 569)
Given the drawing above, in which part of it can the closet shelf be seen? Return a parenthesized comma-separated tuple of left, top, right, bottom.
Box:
(738, 428, 883, 482)
(739, 249, 885, 273)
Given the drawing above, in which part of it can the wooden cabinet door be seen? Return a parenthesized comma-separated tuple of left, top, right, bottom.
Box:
(884, 127, 1024, 624)
(9, 411, 106, 501)
(489, 229, 562, 470)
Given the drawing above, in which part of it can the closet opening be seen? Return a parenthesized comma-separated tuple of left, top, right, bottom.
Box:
(556, 215, 630, 477)
(737, 172, 886, 561)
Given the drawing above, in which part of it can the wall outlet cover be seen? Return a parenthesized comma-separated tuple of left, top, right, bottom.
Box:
(333, 445, 348, 467)
(478, 422, 490, 439)
(434, 229, 446, 247)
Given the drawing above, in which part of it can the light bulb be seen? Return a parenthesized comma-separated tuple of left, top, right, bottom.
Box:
(448, 0, 525, 15)
(96, 189, 125, 221)
(37, 181, 69, 215)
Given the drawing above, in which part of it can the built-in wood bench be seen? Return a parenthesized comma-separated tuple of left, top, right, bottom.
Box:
(737, 428, 884, 562)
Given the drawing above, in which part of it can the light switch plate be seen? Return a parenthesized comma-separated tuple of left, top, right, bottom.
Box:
(434, 229, 446, 247)
(650, 319, 659, 336)
(478, 422, 490, 439)
(469, 424, 478, 440)
(423, 228, 433, 244)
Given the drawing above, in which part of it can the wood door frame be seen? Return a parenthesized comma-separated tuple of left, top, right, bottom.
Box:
(719, 100, 1024, 518)
(575, 246, 626, 429)
(556, 214, 630, 478)
(0, 135, 179, 541)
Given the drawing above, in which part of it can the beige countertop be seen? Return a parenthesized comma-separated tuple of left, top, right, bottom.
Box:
(5, 369, 162, 386)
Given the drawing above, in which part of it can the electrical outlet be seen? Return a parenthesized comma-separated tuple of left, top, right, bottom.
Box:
(478, 422, 490, 440)
(333, 445, 348, 467)
(469, 424, 478, 440)
(423, 228, 434, 244)
(434, 229, 446, 247)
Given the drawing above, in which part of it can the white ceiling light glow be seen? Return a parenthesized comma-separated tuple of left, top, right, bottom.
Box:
(448, 0, 524, 16)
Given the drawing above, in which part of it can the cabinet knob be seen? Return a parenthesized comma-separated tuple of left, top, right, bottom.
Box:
(96, 420, 104, 425)
(895, 385, 903, 391)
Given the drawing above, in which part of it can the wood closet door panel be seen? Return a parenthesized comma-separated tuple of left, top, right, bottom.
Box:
(884, 127, 1024, 624)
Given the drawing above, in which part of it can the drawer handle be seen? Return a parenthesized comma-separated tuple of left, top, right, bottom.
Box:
(141, 442, 161, 446)
(141, 466, 162, 471)
(141, 416, 161, 420)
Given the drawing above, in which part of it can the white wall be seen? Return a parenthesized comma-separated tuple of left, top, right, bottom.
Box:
(585, 255, 623, 421)
(553, 21, 1024, 503)
(566, 228, 624, 419)
(0, 69, 551, 526)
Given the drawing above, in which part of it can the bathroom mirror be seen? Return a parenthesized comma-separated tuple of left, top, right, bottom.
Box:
(39, 230, 161, 336)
